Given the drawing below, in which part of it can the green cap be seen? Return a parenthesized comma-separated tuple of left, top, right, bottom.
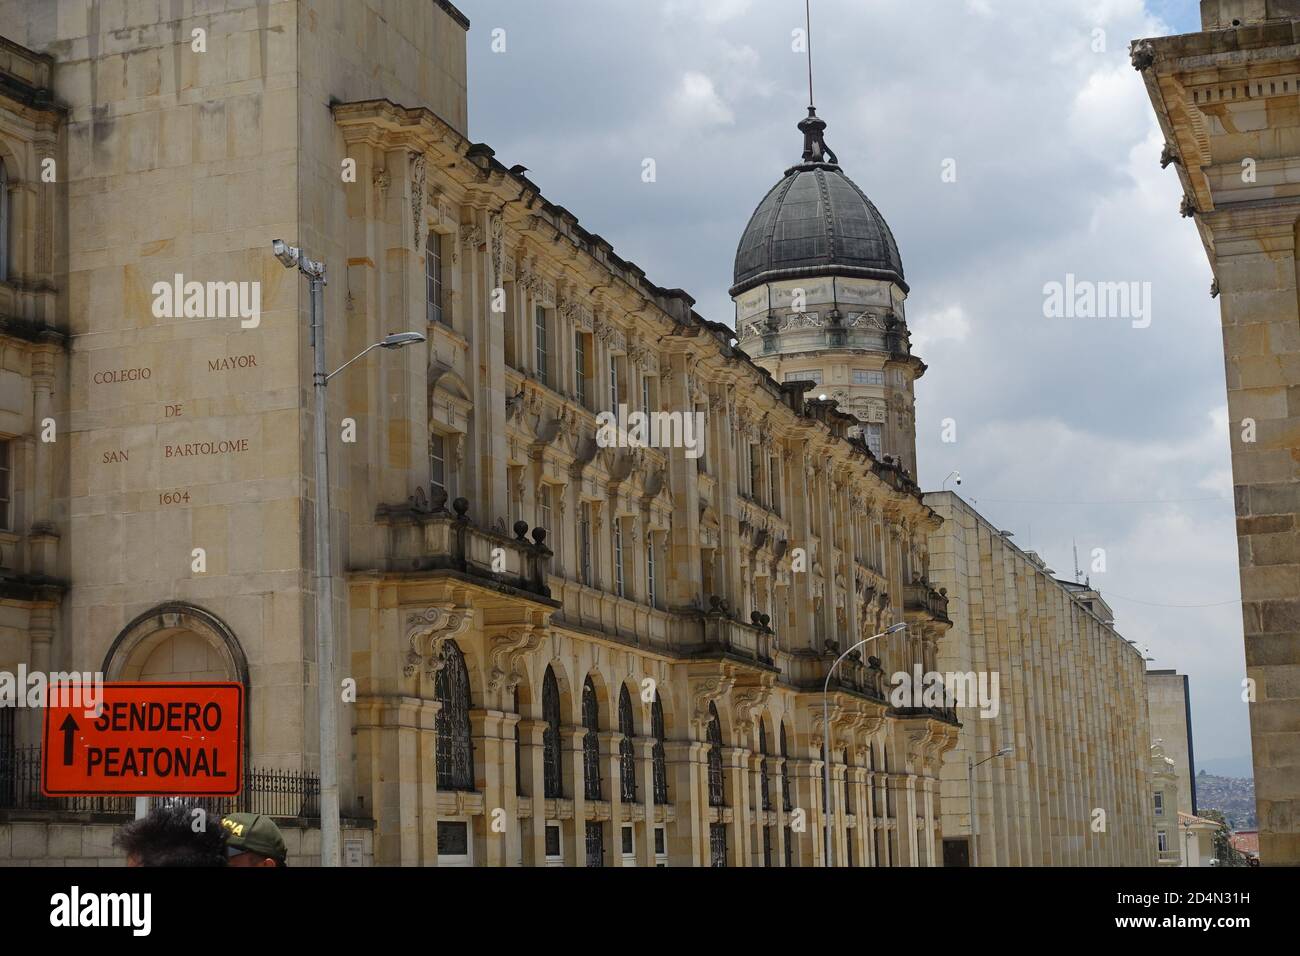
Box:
(221, 813, 287, 864)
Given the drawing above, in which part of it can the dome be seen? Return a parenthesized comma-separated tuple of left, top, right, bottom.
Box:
(730, 109, 906, 298)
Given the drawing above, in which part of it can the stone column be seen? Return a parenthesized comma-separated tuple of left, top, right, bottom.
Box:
(636, 736, 657, 867)
(602, 729, 624, 866)
(24, 608, 54, 747)
(28, 347, 59, 577)
(665, 739, 704, 866)
(500, 710, 521, 866)
(723, 746, 750, 866)
(1209, 206, 1300, 864)
(747, 752, 765, 864)
(791, 756, 823, 867)
(518, 718, 548, 866)
(468, 709, 507, 866)
(772, 756, 790, 866)
(354, 695, 440, 866)
(563, 726, 587, 866)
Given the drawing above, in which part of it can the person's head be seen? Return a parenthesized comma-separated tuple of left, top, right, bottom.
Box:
(115, 803, 229, 867)
(221, 813, 288, 867)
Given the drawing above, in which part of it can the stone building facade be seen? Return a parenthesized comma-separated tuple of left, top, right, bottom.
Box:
(1147, 669, 1197, 821)
(1136, 0, 1300, 865)
(0, 0, 1157, 866)
(925, 493, 1155, 867)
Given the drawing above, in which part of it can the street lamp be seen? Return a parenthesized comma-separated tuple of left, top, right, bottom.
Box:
(272, 239, 425, 867)
(967, 745, 1013, 867)
(822, 621, 907, 867)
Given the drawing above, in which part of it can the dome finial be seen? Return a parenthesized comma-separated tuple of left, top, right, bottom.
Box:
(799, 107, 838, 166)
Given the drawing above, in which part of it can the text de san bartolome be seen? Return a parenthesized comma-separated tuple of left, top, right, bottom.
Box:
(164, 439, 250, 458)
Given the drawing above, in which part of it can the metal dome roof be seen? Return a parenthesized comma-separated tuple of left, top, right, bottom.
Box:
(730, 110, 906, 298)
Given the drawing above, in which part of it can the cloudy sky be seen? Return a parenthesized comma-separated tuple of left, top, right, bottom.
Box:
(460, 0, 1249, 771)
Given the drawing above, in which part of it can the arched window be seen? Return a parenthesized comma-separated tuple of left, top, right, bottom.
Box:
(651, 693, 668, 804)
(582, 676, 602, 800)
(706, 701, 724, 807)
(759, 722, 771, 811)
(434, 640, 473, 791)
(543, 666, 562, 798)
(780, 723, 793, 812)
(618, 685, 636, 802)
(0, 159, 8, 284)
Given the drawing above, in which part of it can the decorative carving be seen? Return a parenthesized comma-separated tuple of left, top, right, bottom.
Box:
(403, 606, 471, 680)
(690, 670, 736, 730)
(1130, 40, 1155, 72)
(409, 153, 427, 253)
(732, 682, 773, 736)
(489, 214, 504, 284)
(460, 222, 485, 250)
(487, 625, 545, 692)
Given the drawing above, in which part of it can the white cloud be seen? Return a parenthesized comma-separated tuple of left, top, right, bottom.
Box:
(911, 304, 971, 353)
(671, 72, 734, 126)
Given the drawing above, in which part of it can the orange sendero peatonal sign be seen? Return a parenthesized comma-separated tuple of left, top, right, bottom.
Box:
(42, 682, 243, 797)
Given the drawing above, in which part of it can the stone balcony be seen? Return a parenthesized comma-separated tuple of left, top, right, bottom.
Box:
(373, 491, 556, 602)
(903, 580, 951, 627)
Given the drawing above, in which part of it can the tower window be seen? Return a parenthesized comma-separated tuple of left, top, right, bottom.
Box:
(430, 433, 446, 495)
(426, 234, 445, 328)
(865, 423, 883, 458)
(784, 369, 823, 385)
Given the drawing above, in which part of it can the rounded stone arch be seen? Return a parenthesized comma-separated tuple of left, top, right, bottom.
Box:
(541, 657, 575, 725)
(756, 709, 777, 756)
(103, 602, 249, 685)
(616, 677, 643, 736)
(582, 666, 614, 731)
(651, 677, 678, 742)
(444, 636, 487, 708)
(429, 365, 472, 405)
(102, 603, 250, 752)
(705, 691, 738, 746)
(776, 712, 797, 760)
(0, 140, 25, 188)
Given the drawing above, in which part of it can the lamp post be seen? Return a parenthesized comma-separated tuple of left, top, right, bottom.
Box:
(967, 745, 1013, 867)
(272, 240, 425, 866)
(822, 621, 907, 868)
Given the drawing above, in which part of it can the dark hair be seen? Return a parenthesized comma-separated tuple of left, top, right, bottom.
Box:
(114, 803, 229, 867)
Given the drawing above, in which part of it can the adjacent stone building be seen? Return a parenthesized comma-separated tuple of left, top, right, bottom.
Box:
(1147, 670, 1197, 818)
(1135, 0, 1300, 865)
(923, 493, 1154, 867)
(0, 0, 1157, 866)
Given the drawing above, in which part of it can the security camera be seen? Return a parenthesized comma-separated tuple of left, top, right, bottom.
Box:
(956, 476, 962, 486)
(272, 239, 300, 269)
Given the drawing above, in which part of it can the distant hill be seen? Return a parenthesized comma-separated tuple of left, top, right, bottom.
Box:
(1196, 771, 1256, 830)
(1196, 755, 1255, 778)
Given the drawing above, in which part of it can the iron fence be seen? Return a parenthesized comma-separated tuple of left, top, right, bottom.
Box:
(0, 746, 319, 819)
